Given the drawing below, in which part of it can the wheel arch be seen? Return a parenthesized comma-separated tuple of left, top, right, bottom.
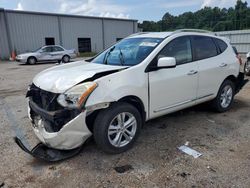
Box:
(63, 54, 70, 58)
(85, 95, 146, 132)
(214, 75, 237, 97)
(118, 95, 146, 124)
(225, 75, 237, 85)
(27, 56, 37, 62)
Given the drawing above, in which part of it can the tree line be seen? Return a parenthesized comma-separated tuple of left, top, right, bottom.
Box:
(138, 0, 250, 32)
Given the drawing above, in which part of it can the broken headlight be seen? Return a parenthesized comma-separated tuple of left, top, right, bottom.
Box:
(57, 82, 98, 109)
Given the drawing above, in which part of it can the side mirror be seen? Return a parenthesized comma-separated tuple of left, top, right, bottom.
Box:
(158, 57, 176, 68)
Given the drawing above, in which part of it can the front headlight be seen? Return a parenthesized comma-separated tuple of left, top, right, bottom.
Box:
(57, 82, 98, 109)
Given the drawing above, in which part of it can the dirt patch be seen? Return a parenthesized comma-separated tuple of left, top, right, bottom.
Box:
(0, 89, 26, 97)
(0, 62, 249, 188)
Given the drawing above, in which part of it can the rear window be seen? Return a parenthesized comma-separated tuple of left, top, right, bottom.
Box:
(193, 36, 218, 61)
(215, 38, 228, 53)
(232, 46, 238, 55)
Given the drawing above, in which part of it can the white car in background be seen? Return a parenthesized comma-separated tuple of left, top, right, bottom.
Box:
(15, 29, 248, 162)
(245, 51, 250, 76)
(16, 45, 77, 64)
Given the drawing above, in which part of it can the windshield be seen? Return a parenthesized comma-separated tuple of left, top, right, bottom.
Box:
(92, 37, 163, 66)
(33, 47, 42, 52)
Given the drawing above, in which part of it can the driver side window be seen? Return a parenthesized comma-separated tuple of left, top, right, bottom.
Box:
(41, 47, 52, 53)
(158, 36, 192, 65)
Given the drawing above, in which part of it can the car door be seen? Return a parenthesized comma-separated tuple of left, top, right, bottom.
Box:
(192, 36, 228, 101)
(51, 46, 65, 60)
(148, 36, 198, 118)
(39, 47, 53, 61)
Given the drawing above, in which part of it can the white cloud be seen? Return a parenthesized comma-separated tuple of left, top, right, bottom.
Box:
(15, 2, 23, 10)
(161, 0, 201, 8)
(13, 0, 130, 19)
(201, 0, 237, 8)
(57, 0, 130, 19)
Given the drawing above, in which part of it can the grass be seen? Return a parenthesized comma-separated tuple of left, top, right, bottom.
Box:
(78, 52, 97, 57)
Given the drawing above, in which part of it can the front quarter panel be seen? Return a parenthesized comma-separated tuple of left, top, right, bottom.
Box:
(85, 66, 149, 118)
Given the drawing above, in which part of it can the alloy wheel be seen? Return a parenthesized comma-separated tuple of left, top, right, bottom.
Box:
(108, 112, 137, 148)
(220, 85, 233, 108)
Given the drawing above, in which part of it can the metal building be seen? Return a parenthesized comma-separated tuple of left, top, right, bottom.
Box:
(216, 30, 250, 55)
(0, 8, 138, 60)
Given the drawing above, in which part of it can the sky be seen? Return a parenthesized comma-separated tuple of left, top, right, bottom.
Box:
(0, 0, 249, 22)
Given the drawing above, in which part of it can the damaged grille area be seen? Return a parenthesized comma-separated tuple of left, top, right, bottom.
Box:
(27, 84, 80, 133)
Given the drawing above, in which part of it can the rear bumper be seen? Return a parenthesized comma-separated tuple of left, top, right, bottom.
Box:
(28, 100, 92, 150)
(69, 53, 77, 59)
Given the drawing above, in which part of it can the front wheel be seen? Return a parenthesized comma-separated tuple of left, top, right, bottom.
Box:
(93, 102, 142, 154)
(212, 80, 235, 112)
(244, 60, 250, 76)
(62, 55, 70, 63)
(27, 57, 37, 65)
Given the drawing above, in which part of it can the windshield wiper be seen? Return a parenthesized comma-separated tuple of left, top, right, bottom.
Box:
(119, 47, 125, 66)
(103, 46, 115, 65)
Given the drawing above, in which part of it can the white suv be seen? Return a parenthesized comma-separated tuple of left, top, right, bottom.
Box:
(16, 30, 248, 161)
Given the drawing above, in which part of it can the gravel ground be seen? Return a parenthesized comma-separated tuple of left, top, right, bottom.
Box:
(0, 61, 249, 188)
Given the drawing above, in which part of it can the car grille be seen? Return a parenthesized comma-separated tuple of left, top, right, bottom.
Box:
(27, 84, 79, 132)
(28, 84, 62, 111)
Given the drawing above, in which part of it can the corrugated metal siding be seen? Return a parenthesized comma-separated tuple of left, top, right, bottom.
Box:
(0, 11, 10, 59)
(60, 17, 103, 52)
(0, 9, 137, 59)
(216, 30, 250, 54)
(103, 20, 134, 48)
(6, 12, 60, 54)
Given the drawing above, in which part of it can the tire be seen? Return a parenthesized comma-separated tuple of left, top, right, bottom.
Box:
(62, 55, 70, 63)
(244, 60, 250, 76)
(27, 57, 37, 65)
(212, 80, 235, 112)
(93, 102, 142, 154)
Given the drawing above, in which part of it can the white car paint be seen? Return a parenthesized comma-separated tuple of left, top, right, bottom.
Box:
(28, 31, 240, 150)
(16, 45, 76, 64)
(32, 110, 91, 150)
(33, 61, 128, 93)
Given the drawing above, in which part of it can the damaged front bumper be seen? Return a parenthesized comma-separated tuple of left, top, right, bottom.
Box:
(28, 100, 92, 150)
(15, 86, 93, 161)
(15, 137, 83, 162)
(29, 100, 92, 150)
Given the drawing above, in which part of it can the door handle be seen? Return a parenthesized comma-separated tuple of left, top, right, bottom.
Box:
(219, 63, 227, 67)
(187, 70, 198, 75)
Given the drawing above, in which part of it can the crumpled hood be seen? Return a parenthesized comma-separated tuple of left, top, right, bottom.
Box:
(33, 61, 126, 93)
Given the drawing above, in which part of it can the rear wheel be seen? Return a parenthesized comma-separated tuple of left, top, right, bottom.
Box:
(93, 102, 142, 154)
(244, 60, 250, 76)
(62, 55, 70, 63)
(212, 80, 235, 112)
(27, 57, 37, 65)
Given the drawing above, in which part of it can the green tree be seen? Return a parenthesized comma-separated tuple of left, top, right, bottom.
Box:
(139, 0, 250, 32)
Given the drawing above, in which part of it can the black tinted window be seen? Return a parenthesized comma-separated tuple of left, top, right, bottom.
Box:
(42, 47, 52, 52)
(193, 36, 217, 60)
(232, 46, 238, 55)
(158, 36, 192, 65)
(53, 46, 64, 52)
(215, 38, 228, 53)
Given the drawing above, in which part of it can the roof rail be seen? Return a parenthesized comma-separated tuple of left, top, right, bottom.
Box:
(172, 29, 215, 35)
(129, 32, 149, 37)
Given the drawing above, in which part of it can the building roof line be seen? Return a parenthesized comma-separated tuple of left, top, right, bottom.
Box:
(0, 8, 138, 22)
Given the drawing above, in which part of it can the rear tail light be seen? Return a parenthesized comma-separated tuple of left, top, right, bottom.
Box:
(236, 55, 242, 65)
